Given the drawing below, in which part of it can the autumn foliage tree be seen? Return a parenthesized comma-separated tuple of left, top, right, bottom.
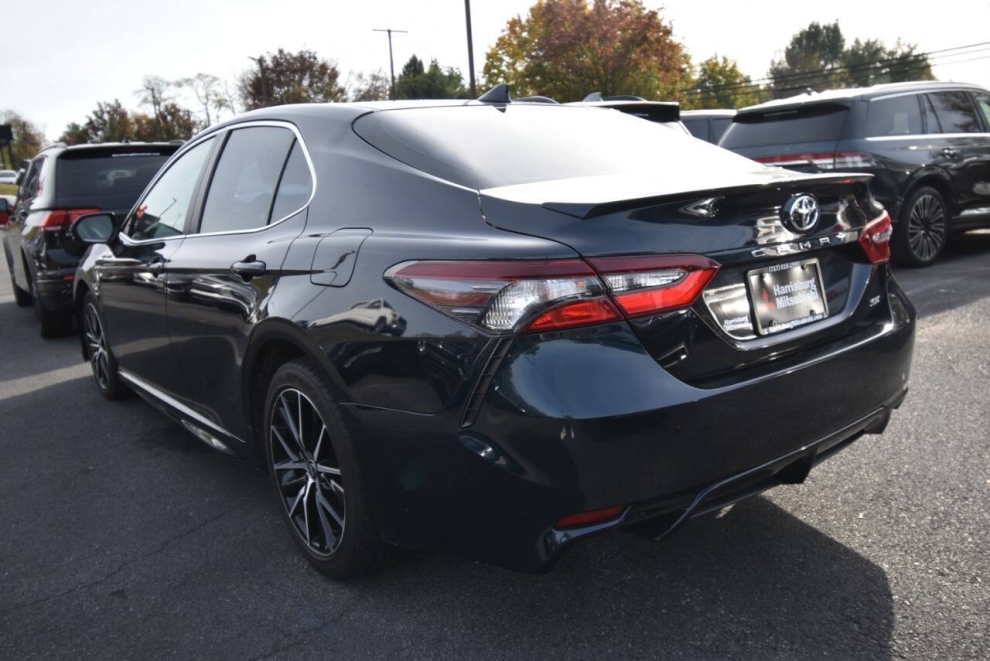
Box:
(240, 48, 347, 109)
(483, 0, 691, 102)
(0, 110, 46, 168)
(59, 99, 196, 145)
(685, 55, 760, 109)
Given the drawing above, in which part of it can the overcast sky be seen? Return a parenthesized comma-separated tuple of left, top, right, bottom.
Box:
(3, 0, 990, 140)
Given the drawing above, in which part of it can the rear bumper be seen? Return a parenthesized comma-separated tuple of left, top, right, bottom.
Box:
(349, 275, 915, 573)
(33, 275, 75, 311)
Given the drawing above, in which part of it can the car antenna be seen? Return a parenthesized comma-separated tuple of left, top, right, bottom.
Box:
(582, 92, 603, 102)
(478, 84, 511, 104)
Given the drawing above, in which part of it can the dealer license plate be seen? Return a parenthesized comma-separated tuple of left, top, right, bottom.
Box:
(746, 258, 829, 336)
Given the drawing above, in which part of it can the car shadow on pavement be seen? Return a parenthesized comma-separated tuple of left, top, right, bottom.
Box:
(345, 497, 895, 660)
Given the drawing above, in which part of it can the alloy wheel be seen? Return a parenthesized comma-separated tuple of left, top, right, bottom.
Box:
(83, 303, 110, 390)
(269, 388, 346, 556)
(907, 194, 947, 263)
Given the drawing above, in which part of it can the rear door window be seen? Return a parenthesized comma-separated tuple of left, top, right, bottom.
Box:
(928, 91, 983, 134)
(198, 127, 295, 235)
(682, 119, 709, 141)
(866, 95, 923, 137)
(719, 104, 849, 149)
(269, 141, 313, 222)
(970, 92, 990, 131)
(19, 157, 45, 199)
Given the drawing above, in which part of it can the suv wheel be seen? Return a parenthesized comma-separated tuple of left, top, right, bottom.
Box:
(264, 358, 390, 579)
(82, 292, 129, 400)
(7, 260, 32, 307)
(30, 278, 72, 338)
(894, 186, 949, 267)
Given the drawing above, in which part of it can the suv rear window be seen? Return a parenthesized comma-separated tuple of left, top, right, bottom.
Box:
(866, 95, 923, 137)
(353, 105, 735, 190)
(720, 103, 849, 149)
(55, 148, 175, 211)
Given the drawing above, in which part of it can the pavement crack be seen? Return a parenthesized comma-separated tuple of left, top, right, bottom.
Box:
(247, 598, 361, 661)
(0, 509, 230, 616)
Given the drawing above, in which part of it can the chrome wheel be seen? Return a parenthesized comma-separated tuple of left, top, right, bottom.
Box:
(84, 303, 109, 390)
(907, 193, 947, 263)
(270, 388, 345, 556)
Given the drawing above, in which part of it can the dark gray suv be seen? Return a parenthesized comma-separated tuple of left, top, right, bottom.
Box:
(720, 81, 990, 266)
(2, 142, 178, 335)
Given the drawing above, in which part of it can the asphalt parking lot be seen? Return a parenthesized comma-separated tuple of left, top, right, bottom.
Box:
(1, 236, 988, 660)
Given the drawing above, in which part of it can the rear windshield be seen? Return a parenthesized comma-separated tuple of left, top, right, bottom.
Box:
(55, 149, 175, 211)
(720, 103, 849, 149)
(353, 105, 743, 189)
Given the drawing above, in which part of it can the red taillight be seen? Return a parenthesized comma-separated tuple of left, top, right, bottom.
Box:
(859, 210, 893, 264)
(754, 151, 875, 170)
(385, 254, 719, 334)
(588, 254, 720, 318)
(39, 208, 101, 232)
(556, 505, 625, 529)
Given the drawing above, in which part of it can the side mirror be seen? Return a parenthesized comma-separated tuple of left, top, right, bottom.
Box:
(69, 212, 117, 245)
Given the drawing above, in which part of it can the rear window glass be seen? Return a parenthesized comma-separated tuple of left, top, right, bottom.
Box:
(55, 150, 174, 212)
(866, 96, 923, 137)
(353, 105, 743, 189)
(720, 104, 849, 149)
(928, 91, 983, 133)
(711, 118, 732, 144)
(682, 118, 709, 141)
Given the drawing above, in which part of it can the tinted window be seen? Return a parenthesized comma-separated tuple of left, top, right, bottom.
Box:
(269, 141, 313, 221)
(353, 105, 752, 190)
(971, 92, 990, 129)
(682, 119, 709, 141)
(55, 150, 173, 211)
(711, 118, 732, 144)
(866, 95, 923, 137)
(20, 157, 44, 199)
(922, 95, 942, 133)
(720, 104, 849, 149)
(928, 92, 982, 133)
(127, 138, 214, 241)
(199, 127, 294, 234)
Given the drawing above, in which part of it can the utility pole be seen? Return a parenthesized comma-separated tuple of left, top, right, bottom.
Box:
(464, 0, 477, 98)
(373, 28, 407, 100)
(248, 56, 268, 106)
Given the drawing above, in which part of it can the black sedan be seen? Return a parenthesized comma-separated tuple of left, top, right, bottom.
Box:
(68, 97, 915, 577)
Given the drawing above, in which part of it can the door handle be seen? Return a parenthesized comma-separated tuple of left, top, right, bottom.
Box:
(941, 147, 958, 158)
(231, 259, 266, 279)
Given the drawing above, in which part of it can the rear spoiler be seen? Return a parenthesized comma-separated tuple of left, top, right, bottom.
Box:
(569, 100, 680, 123)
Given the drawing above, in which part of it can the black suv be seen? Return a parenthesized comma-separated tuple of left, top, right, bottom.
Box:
(2, 142, 179, 336)
(720, 82, 990, 266)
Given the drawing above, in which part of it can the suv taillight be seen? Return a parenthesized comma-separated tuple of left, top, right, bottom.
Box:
(754, 152, 876, 170)
(859, 210, 893, 264)
(39, 208, 101, 232)
(385, 255, 720, 334)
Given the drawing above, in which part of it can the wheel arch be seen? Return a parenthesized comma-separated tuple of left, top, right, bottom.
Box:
(242, 319, 349, 465)
(902, 170, 954, 219)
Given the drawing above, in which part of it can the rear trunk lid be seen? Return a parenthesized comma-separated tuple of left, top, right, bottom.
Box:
(479, 168, 887, 384)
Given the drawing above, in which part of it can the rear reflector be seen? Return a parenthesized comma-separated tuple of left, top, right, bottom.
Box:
(859, 210, 892, 264)
(39, 208, 101, 232)
(385, 254, 720, 334)
(556, 505, 625, 529)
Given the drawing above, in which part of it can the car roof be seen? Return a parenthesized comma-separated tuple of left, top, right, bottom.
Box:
(737, 81, 989, 116)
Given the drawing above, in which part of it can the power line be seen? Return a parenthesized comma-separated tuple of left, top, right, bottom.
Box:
(681, 40, 990, 99)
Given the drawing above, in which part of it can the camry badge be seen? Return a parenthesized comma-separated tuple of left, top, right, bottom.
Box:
(783, 194, 820, 233)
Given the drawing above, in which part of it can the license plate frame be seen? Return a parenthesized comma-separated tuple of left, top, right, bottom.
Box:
(746, 258, 829, 336)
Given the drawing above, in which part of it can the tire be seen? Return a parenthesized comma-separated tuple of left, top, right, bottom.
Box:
(4, 252, 32, 307)
(893, 186, 949, 267)
(264, 358, 390, 579)
(81, 292, 130, 400)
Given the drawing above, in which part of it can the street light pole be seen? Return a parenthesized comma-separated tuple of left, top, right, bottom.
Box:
(464, 0, 477, 98)
(373, 28, 407, 100)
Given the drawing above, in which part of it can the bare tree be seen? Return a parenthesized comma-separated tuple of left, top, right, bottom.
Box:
(135, 75, 174, 140)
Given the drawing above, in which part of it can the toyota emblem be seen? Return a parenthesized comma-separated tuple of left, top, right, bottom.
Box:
(783, 194, 820, 233)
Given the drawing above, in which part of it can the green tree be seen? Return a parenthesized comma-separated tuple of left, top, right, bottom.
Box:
(686, 55, 759, 109)
(482, 0, 691, 102)
(80, 100, 134, 142)
(769, 21, 935, 97)
(349, 70, 391, 102)
(240, 48, 346, 110)
(396, 56, 468, 100)
(0, 110, 46, 167)
(59, 122, 90, 147)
